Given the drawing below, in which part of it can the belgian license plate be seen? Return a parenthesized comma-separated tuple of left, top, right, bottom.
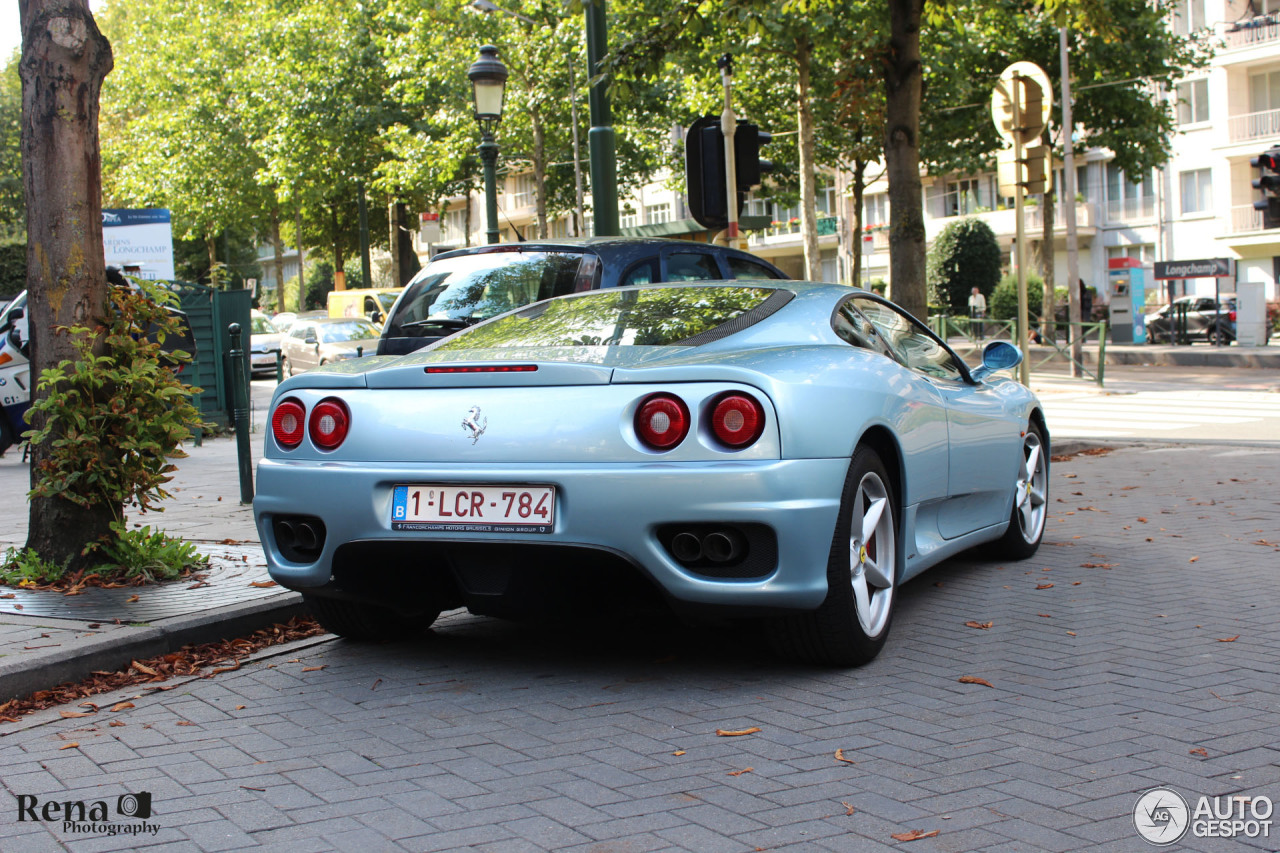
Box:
(391, 484, 555, 533)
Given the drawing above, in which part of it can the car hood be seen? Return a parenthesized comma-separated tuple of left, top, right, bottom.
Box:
(252, 332, 285, 349)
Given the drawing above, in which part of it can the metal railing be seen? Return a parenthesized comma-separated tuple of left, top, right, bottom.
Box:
(1104, 197, 1156, 222)
(1228, 108, 1280, 143)
(1224, 15, 1280, 50)
(929, 315, 1109, 386)
(1230, 204, 1267, 233)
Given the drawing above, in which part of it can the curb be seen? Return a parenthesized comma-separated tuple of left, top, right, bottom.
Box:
(0, 593, 306, 702)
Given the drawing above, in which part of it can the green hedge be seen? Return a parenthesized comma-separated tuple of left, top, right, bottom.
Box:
(0, 241, 24, 300)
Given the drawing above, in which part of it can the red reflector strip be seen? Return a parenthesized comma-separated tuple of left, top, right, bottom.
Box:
(424, 365, 538, 374)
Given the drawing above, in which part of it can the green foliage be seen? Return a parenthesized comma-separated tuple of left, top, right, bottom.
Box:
(0, 547, 69, 586)
(92, 521, 207, 583)
(0, 55, 22, 242)
(926, 219, 1002, 313)
(24, 280, 205, 518)
(0, 240, 24, 300)
(990, 272, 1045, 321)
(305, 260, 336, 310)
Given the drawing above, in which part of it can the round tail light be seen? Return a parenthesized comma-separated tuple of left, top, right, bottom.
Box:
(635, 394, 690, 450)
(271, 398, 306, 449)
(309, 398, 350, 450)
(710, 392, 765, 449)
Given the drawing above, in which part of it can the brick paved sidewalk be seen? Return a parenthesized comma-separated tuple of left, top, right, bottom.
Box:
(1, 443, 1276, 851)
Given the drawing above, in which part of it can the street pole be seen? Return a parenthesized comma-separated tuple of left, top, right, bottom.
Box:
(584, 0, 619, 236)
(357, 178, 372, 288)
(1059, 28, 1083, 378)
(567, 53, 586, 236)
(480, 132, 500, 244)
(1014, 73, 1031, 386)
(718, 54, 740, 249)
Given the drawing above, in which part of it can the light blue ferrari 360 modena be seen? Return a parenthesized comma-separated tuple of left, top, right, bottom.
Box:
(254, 282, 1049, 666)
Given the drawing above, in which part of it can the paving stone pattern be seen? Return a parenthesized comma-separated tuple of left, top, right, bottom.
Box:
(1, 444, 1279, 852)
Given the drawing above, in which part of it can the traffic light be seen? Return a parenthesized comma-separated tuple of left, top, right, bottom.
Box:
(1250, 146, 1280, 229)
(684, 116, 774, 231)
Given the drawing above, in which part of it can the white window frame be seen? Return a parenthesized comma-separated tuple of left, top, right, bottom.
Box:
(1176, 79, 1209, 126)
(1179, 168, 1212, 215)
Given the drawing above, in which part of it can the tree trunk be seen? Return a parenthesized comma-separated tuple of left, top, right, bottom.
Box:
(851, 159, 868, 288)
(270, 205, 285, 314)
(796, 37, 821, 281)
(388, 200, 402, 288)
(883, 0, 927, 320)
(1040, 187, 1056, 340)
(330, 205, 344, 275)
(20, 0, 117, 569)
(392, 201, 420, 284)
(206, 233, 218, 286)
(532, 106, 548, 240)
(295, 204, 305, 312)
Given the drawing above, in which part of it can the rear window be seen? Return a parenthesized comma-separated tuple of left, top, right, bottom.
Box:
(435, 285, 783, 350)
(386, 251, 584, 339)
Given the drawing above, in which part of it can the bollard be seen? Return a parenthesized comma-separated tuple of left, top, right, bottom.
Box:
(276, 349, 284, 383)
(228, 323, 255, 504)
(357, 345, 364, 358)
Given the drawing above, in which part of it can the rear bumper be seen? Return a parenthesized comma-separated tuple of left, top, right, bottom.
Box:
(253, 458, 849, 611)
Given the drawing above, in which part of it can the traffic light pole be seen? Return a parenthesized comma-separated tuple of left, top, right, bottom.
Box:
(1013, 74, 1031, 386)
(584, 0, 619, 237)
(718, 55, 740, 248)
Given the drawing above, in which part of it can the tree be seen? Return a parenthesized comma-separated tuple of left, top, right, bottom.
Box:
(0, 55, 23, 241)
(927, 218, 1001, 313)
(884, 0, 927, 320)
(19, 0, 115, 569)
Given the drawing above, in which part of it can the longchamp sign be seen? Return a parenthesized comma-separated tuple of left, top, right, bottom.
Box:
(1153, 258, 1234, 280)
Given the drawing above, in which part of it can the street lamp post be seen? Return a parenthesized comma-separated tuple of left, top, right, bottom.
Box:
(468, 45, 508, 245)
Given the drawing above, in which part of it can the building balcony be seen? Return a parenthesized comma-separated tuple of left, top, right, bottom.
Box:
(1228, 109, 1280, 144)
(746, 216, 840, 248)
(1229, 204, 1266, 234)
(1223, 14, 1280, 50)
(1104, 197, 1156, 222)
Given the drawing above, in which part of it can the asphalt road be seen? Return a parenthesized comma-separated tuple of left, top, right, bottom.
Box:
(2, 442, 1278, 852)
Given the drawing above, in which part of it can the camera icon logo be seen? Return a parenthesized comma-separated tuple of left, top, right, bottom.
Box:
(116, 792, 153, 820)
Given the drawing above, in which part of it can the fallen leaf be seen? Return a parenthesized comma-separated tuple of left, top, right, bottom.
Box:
(110, 702, 134, 712)
(727, 767, 754, 777)
(249, 581, 278, 588)
(241, 785, 266, 791)
(1036, 583, 1054, 589)
(891, 829, 940, 842)
(715, 726, 762, 737)
(958, 676, 994, 688)
(59, 710, 93, 719)
(301, 665, 326, 672)
(79, 702, 99, 712)
(208, 660, 242, 676)
(672, 750, 686, 756)
(1038, 613, 1052, 618)
(835, 748, 855, 764)
(58, 742, 79, 750)
(1137, 517, 1148, 523)
(842, 801, 856, 816)
(0, 593, 14, 599)
(371, 678, 382, 691)
(1189, 556, 1199, 563)
(109, 721, 125, 728)
(13, 603, 21, 610)
(130, 661, 158, 676)
(176, 721, 195, 726)
(1066, 631, 1077, 637)
(1218, 635, 1240, 643)
(1190, 747, 1208, 757)
(236, 705, 246, 711)
(964, 621, 993, 630)
(1080, 562, 1115, 569)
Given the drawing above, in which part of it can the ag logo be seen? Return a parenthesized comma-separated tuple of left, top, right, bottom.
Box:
(1134, 787, 1190, 845)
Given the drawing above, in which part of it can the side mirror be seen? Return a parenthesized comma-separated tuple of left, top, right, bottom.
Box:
(970, 340, 1022, 382)
(305, 332, 317, 345)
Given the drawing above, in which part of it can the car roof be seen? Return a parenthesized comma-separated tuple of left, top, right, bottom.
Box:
(430, 237, 785, 279)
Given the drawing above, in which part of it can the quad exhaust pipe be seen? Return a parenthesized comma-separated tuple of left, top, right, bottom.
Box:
(273, 515, 326, 561)
(669, 529, 746, 565)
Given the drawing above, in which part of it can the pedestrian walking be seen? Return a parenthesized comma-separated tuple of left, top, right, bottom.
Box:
(968, 286, 987, 341)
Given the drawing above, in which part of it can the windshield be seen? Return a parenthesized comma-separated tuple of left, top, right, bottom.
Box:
(251, 315, 277, 335)
(387, 251, 585, 337)
(377, 291, 400, 313)
(435, 285, 779, 350)
(318, 320, 380, 342)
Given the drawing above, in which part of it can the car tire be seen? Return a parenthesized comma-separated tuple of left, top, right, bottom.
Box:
(1208, 326, 1233, 346)
(770, 445, 898, 667)
(304, 594, 439, 641)
(989, 421, 1049, 560)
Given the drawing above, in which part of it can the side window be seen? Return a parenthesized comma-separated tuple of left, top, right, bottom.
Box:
(665, 252, 722, 282)
(851, 297, 965, 381)
(619, 259, 658, 288)
(834, 302, 882, 351)
(290, 325, 309, 340)
(728, 256, 781, 280)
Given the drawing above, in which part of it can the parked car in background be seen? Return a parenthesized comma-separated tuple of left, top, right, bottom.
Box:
(249, 310, 286, 377)
(279, 317, 380, 375)
(377, 237, 787, 356)
(1145, 294, 1239, 345)
(257, 281, 1047, 666)
(328, 287, 402, 324)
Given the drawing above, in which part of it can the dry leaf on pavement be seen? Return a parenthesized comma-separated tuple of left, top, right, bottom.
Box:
(672, 750, 686, 756)
(1036, 583, 1054, 589)
(1190, 747, 1208, 757)
(958, 676, 994, 688)
(715, 726, 761, 737)
(964, 621, 993, 630)
(842, 801, 856, 816)
(835, 749, 855, 764)
(1218, 635, 1240, 643)
(727, 767, 753, 777)
(126, 595, 140, 603)
(110, 702, 134, 712)
(302, 665, 327, 672)
(249, 581, 277, 588)
(891, 829, 940, 842)
(59, 710, 93, 718)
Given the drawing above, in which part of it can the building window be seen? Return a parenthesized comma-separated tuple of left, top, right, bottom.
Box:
(549, 216, 571, 238)
(944, 177, 987, 216)
(1176, 79, 1209, 125)
(816, 181, 837, 216)
(1105, 162, 1156, 220)
(1179, 169, 1212, 214)
(1171, 0, 1205, 35)
(442, 207, 468, 244)
(510, 174, 535, 209)
(863, 193, 889, 226)
(1250, 70, 1280, 114)
(619, 207, 639, 230)
(582, 214, 594, 237)
(1107, 244, 1154, 265)
(644, 203, 672, 225)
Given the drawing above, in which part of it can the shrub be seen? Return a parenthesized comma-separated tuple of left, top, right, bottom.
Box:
(0, 240, 24, 301)
(990, 273, 1045, 321)
(926, 218, 1002, 314)
(93, 521, 207, 583)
